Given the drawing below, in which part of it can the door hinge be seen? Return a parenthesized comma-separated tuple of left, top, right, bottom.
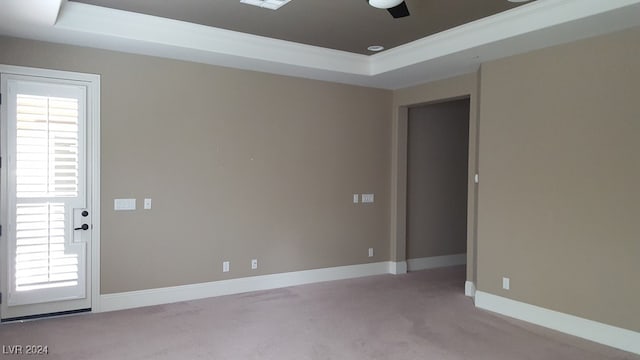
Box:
(0, 224, 2, 237)
(0, 292, 2, 304)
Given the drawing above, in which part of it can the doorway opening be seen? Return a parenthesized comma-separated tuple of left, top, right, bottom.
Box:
(405, 98, 470, 276)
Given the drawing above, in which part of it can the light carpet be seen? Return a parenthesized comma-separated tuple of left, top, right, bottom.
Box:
(0, 266, 637, 359)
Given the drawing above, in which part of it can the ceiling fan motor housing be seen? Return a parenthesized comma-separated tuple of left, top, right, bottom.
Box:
(369, 0, 404, 9)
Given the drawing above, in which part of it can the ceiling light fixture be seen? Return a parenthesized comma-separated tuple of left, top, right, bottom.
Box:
(368, 0, 410, 18)
(240, 0, 291, 10)
(367, 45, 385, 52)
(368, 0, 404, 9)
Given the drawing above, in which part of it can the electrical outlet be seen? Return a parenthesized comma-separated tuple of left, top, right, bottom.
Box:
(223, 261, 230, 273)
(251, 259, 258, 270)
(502, 277, 510, 290)
(368, 248, 374, 257)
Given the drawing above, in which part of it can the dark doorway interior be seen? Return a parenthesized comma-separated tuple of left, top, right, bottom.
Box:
(407, 98, 470, 267)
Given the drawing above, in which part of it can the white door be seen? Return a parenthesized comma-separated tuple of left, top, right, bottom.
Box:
(0, 68, 99, 320)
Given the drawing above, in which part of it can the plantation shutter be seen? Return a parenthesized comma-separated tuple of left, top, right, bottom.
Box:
(14, 94, 80, 291)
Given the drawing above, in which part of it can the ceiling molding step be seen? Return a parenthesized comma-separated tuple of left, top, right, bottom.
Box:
(55, 1, 370, 76)
(370, 0, 640, 74)
(0, 0, 62, 27)
(1, 0, 640, 89)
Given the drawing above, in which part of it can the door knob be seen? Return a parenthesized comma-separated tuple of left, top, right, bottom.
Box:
(81, 210, 89, 217)
(74, 224, 89, 231)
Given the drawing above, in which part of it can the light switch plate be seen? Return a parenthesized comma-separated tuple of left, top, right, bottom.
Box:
(353, 194, 359, 203)
(114, 198, 136, 211)
(144, 198, 152, 210)
(361, 194, 374, 203)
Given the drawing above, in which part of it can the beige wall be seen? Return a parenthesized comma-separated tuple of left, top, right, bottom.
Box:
(0, 36, 392, 294)
(407, 99, 469, 259)
(2, 23, 637, 334)
(392, 73, 478, 281)
(477, 27, 640, 331)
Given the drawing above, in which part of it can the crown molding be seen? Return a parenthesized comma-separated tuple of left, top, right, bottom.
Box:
(371, 0, 640, 74)
(0, 0, 639, 89)
(56, 2, 370, 76)
(2, 0, 62, 26)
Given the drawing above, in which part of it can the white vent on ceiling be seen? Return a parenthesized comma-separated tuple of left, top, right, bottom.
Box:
(240, 0, 292, 10)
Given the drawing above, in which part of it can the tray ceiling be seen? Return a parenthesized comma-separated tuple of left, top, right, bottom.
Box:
(1, 0, 639, 89)
(70, 0, 527, 55)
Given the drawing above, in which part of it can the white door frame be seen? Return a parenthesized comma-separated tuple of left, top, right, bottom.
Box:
(0, 64, 101, 316)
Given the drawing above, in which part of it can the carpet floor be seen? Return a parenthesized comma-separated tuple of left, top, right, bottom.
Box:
(0, 265, 637, 359)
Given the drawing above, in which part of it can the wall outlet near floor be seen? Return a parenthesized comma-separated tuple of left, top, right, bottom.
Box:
(368, 248, 374, 257)
(223, 261, 230, 273)
(251, 259, 258, 270)
(502, 277, 510, 290)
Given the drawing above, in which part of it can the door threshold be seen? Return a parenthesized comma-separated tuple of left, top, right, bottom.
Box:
(1, 308, 91, 323)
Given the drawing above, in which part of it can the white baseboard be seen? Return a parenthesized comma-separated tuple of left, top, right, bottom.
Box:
(465, 281, 476, 298)
(388, 261, 407, 274)
(407, 253, 466, 272)
(100, 262, 391, 312)
(475, 291, 640, 355)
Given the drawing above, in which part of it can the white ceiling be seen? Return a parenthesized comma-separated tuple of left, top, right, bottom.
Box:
(1, 0, 639, 89)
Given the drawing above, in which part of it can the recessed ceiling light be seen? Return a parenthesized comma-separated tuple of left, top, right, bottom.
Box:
(240, 0, 291, 10)
(367, 45, 385, 52)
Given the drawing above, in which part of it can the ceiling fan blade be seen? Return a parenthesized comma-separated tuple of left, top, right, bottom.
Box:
(387, 1, 410, 18)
